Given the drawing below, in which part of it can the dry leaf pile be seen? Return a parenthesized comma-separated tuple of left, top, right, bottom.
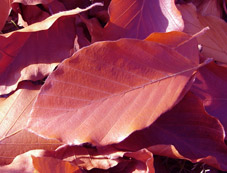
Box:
(0, 0, 227, 172)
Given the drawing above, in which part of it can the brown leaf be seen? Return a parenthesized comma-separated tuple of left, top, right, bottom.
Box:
(0, 149, 55, 172)
(0, 3, 102, 95)
(191, 60, 227, 139)
(0, 81, 61, 165)
(0, 82, 40, 140)
(32, 156, 82, 173)
(145, 30, 206, 64)
(0, 130, 61, 165)
(0, 0, 12, 31)
(12, 0, 54, 5)
(27, 38, 205, 145)
(115, 92, 227, 171)
(189, 0, 223, 17)
(178, 3, 227, 63)
(84, 0, 184, 41)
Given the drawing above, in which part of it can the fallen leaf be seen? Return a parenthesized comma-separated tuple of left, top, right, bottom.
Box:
(145, 29, 210, 64)
(0, 82, 40, 140)
(115, 92, 227, 171)
(0, 81, 61, 165)
(0, 149, 54, 172)
(0, 0, 12, 31)
(191, 60, 227, 139)
(27, 38, 205, 145)
(178, 3, 227, 63)
(12, 0, 54, 5)
(84, 0, 184, 42)
(54, 145, 154, 172)
(0, 3, 103, 95)
(32, 156, 82, 173)
(189, 0, 223, 17)
(0, 130, 61, 165)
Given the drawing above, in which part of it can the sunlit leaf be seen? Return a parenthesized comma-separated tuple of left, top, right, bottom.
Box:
(28, 38, 204, 145)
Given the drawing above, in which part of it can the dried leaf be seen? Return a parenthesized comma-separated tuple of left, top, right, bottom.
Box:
(32, 156, 82, 173)
(84, 0, 184, 41)
(178, 3, 227, 63)
(191, 60, 227, 139)
(0, 149, 54, 172)
(0, 130, 61, 165)
(0, 0, 12, 31)
(28, 38, 204, 145)
(115, 92, 227, 171)
(0, 82, 40, 140)
(0, 3, 103, 95)
(0, 82, 61, 165)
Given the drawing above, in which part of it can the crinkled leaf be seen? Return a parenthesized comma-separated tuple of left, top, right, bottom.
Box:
(32, 156, 82, 173)
(28, 38, 204, 145)
(0, 149, 55, 172)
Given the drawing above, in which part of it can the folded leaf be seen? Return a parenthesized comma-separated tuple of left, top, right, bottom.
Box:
(28, 38, 205, 145)
(115, 92, 227, 171)
(0, 3, 102, 95)
(191, 61, 227, 139)
(84, 0, 183, 41)
(0, 149, 54, 172)
(32, 156, 82, 173)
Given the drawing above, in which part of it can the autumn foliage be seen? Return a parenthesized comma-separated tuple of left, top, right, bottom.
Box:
(0, 0, 227, 172)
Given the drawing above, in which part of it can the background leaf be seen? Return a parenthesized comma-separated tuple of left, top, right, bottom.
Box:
(115, 92, 227, 171)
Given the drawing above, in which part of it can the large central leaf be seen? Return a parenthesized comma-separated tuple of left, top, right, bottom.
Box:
(27, 38, 203, 145)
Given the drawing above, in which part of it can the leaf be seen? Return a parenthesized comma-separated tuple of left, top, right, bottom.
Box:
(178, 3, 227, 63)
(12, 0, 54, 5)
(32, 156, 82, 173)
(0, 130, 61, 165)
(145, 30, 208, 64)
(189, 0, 223, 17)
(0, 0, 12, 31)
(0, 149, 55, 172)
(0, 3, 103, 95)
(191, 60, 227, 139)
(84, 0, 184, 41)
(27, 38, 205, 145)
(115, 92, 227, 171)
(0, 82, 40, 140)
(42, 145, 154, 172)
(0, 81, 61, 165)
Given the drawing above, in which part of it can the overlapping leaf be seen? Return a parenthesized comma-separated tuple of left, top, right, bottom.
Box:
(32, 156, 82, 173)
(115, 92, 227, 171)
(191, 60, 227, 139)
(84, 0, 184, 42)
(0, 3, 102, 95)
(0, 82, 39, 140)
(178, 3, 227, 63)
(0, 0, 12, 31)
(0, 81, 61, 165)
(27, 36, 205, 145)
(0, 149, 55, 172)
